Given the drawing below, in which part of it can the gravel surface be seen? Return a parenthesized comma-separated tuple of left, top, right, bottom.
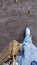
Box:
(0, 0, 37, 51)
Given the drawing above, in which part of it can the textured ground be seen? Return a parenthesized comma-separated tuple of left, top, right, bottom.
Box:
(0, 0, 37, 51)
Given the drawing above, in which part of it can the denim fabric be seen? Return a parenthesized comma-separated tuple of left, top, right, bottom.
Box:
(31, 61, 37, 65)
(16, 35, 37, 65)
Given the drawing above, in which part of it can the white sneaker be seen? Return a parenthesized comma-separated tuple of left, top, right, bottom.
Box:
(26, 28, 30, 36)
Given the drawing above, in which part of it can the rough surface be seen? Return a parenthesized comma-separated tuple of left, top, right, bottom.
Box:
(0, 0, 37, 51)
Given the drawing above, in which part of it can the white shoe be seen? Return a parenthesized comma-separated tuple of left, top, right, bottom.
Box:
(26, 28, 30, 36)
